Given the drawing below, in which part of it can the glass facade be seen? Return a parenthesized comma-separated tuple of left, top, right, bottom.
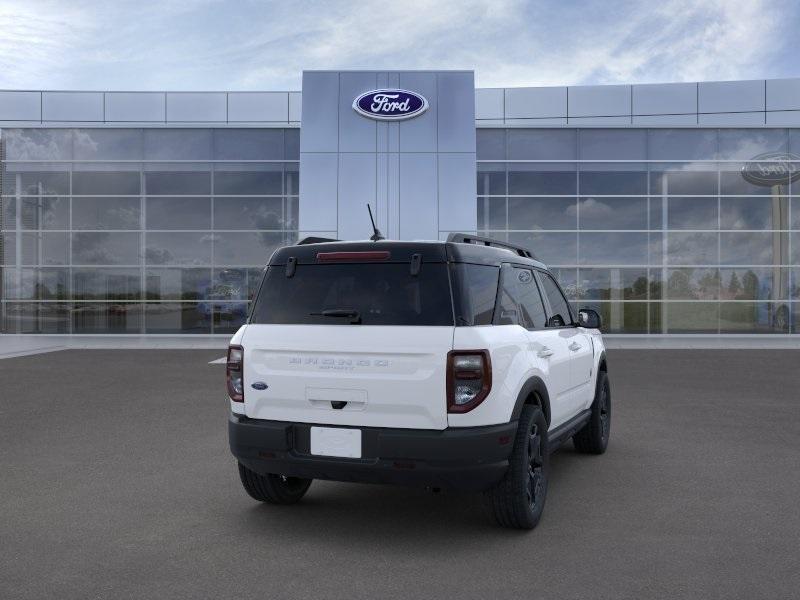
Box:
(0, 128, 299, 334)
(2, 124, 799, 336)
(477, 128, 800, 334)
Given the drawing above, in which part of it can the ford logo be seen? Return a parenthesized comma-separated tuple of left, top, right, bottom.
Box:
(353, 89, 428, 121)
(741, 152, 800, 187)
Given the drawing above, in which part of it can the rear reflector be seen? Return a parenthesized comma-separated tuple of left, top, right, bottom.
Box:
(317, 251, 391, 262)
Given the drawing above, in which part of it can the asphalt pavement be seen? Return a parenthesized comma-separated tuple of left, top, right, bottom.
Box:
(1, 349, 799, 599)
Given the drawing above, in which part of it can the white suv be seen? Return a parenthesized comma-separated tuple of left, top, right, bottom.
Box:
(227, 234, 610, 529)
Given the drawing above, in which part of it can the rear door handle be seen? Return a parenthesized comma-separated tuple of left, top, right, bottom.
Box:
(537, 347, 554, 358)
(568, 342, 582, 351)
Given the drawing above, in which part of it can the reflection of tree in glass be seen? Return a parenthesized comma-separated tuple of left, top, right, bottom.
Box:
(728, 271, 742, 298)
(742, 270, 759, 301)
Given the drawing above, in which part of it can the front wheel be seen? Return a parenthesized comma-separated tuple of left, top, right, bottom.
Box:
(573, 371, 611, 454)
(237, 462, 312, 504)
(483, 405, 549, 530)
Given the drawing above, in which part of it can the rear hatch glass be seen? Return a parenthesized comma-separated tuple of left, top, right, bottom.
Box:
(250, 262, 454, 326)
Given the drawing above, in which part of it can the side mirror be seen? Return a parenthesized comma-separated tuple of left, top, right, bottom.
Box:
(578, 308, 602, 329)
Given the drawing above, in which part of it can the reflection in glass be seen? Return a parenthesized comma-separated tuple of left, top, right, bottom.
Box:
(213, 232, 285, 266)
(476, 129, 506, 160)
(213, 303, 249, 333)
(507, 197, 576, 230)
(720, 232, 775, 265)
(579, 233, 649, 265)
(508, 169, 575, 195)
(667, 232, 719, 265)
(72, 303, 143, 333)
(718, 129, 787, 160)
(720, 197, 784, 230)
(578, 268, 648, 300)
(647, 129, 717, 161)
(145, 268, 212, 300)
(578, 197, 647, 230)
(667, 197, 717, 230)
(145, 171, 211, 195)
(20, 196, 70, 230)
(477, 197, 506, 230)
(506, 232, 577, 265)
(3, 268, 69, 300)
(213, 129, 285, 160)
(213, 197, 284, 230)
(664, 302, 719, 333)
(146, 197, 211, 230)
(720, 302, 790, 334)
(73, 129, 144, 160)
(72, 268, 141, 300)
(666, 268, 720, 300)
(2, 302, 70, 333)
(145, 303, 211, 334)
(214, 170, 283, 195)
(650, 170, 717, 195)
(508, 129, 576, 160)
(143, 129, 213, 160)
(579, 129, 646, 161)
(719, 268, 788, 301)
(579, 171, 647, 195)
(145, 232, 212, 265)
(477, 166, 506, 195)
(72, 232, 140, 265)
(72, 171, 140, 195)
(579, 301, 647, 333)
(72, 197, 141, 230)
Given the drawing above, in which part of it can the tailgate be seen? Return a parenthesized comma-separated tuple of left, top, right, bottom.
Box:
(242, 324, 454, 430)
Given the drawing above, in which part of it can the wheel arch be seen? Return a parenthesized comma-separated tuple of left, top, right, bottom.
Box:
(511, 376, 552, 426)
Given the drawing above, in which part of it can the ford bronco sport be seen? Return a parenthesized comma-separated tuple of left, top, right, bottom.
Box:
(227, 233, 610, 529)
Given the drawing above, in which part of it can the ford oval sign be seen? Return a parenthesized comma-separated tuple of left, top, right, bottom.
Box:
(741, 152, 800, 186)
(353, 89, 428, 121)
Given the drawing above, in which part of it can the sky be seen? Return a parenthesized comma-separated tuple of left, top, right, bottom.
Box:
(0, 0, 798, 91)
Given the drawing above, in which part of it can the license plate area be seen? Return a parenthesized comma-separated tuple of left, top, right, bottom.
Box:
(310, 426, 362, 458)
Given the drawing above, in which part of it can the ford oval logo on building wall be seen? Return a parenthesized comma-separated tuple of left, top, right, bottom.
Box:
(741, 152, 800, 186)
(353, 89, 428, 121)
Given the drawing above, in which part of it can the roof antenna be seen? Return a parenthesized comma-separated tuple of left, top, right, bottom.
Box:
(367, 204, 385, 241)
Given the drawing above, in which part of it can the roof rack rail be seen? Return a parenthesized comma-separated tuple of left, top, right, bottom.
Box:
(297, 236, 339, 245)
(446, 233, 537, 260)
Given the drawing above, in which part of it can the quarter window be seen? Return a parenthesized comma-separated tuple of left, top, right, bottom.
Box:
(539, 272, 573, 327)
(496, 265, 548, 329)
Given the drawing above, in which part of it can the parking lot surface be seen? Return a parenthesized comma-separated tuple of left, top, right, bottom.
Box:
(2, 349, 799, 599)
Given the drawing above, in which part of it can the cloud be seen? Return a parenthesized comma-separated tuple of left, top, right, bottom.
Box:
(0, 0, 796, 90)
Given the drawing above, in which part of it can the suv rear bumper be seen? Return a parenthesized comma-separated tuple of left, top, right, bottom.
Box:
(229, 413, 517, 492)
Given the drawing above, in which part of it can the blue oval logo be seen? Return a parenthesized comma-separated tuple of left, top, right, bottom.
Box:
(741, 152, 800, 187)
(353, 89, 428, 121)
(251, 382, 268, 390)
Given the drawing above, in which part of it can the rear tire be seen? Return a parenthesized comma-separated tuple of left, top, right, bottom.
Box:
(483, 405, 549, 530)
(573, 371, 611, 454)
(237, 462, 312, 504)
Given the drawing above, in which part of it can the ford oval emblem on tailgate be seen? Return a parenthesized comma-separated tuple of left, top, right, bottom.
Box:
(251, 382, 268, 390)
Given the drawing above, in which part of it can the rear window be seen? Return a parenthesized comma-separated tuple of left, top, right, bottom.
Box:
(250, 263, 454, 326)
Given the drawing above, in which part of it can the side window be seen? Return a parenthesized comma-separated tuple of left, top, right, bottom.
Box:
(496, 265, 548, 329)
(539, 272, 573, 327)
(452, 263, 500, 326)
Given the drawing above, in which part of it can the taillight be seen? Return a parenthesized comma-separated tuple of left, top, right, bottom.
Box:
(227, 345, 244, 402)
(447, 350, 492, 413)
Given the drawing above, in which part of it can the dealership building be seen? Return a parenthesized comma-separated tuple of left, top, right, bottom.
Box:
(1, 70, 799, 338)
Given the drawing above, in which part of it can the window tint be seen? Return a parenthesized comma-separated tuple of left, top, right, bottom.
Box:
(251, 263, 453, 326)
(496, 266, 547, 329)
(452, 263, 499, 325)
(539, 272, 573, 327)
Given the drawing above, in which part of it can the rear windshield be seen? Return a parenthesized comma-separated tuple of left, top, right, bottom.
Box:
(250, 263, 454, 326)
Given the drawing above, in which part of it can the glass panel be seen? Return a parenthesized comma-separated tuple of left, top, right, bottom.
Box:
(667, 197, 718, 230)
(214, 129, 285, 160)
(143, 129, 213, 160)
(73, 129, 143, 160)
(476, 129, 506, 160)
(720, 170, 779, 196)
(15, 232, 70, 265)
(477, 197, 506, 230)
(666, 268, 720, 300)
(3, 267, 69, 300)
(1, 233, 15, 264)
(72, 268, 141, 300)
(72, 171, 140, 195)
(145, 303, 211, 334)
(550, 268, 578, 300)
(72, 197, 141, 230)
(664, 302, 719, 333)
(794, 303, 800, 334)
(72, 232, 140, 265)
(285, 129, 300, 159)
(145, 232, 212, 266)
(648, 130, 717, 161)
(1, 197, 15, 229)
(578, 233, 649, 265)
(213, 197, 284, 230)
(792, 198, 800, 229)
(213, 303, 248, 333)
(579, 171, 647, 194)
(718, 129, 788, 160)
(667, 232, 719, 265)
(507, 232, 577, 265)
(538, 272, 573, 326)
(72, 303, 142, 333)
(451, 263, 499, 326)
(793, 233, 800, 264)
(649, 169, 717, 195)
(507, 129, 576, 160)
(720, 303, 790, 334)
(649, 268, 663, 299)
(792, 269, 800, 300)
(210, 268, 261, 301)
(496, 266, 547, 329)
(720, 232, 775, 265)
(20, 196, 70, 230)
(578, 197, 647, 230)
(145, 171, 211, 195)
(213, 232, 284, 265)
(4, 129, 73, 160)
(579, 129, 646, 160)
(145, 197, 211, 230)
(476, 165, 506, 195)
(507, 197, 576, 230)
(284, 164, 299, 196)
(577, 268, 648, 300)
(720, 197, 785, 230)
(2, 302, 70, 333)
(145, 268, 212, 300)
(508, 168, 576, 195)
(579, 301, 647, 334)
(214, 169, 283, 195)
(720, 268, 788, 301)
(18, 172, 70, 195)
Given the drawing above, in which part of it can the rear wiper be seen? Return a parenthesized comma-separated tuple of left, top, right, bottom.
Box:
(310, 309, 362, 324)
